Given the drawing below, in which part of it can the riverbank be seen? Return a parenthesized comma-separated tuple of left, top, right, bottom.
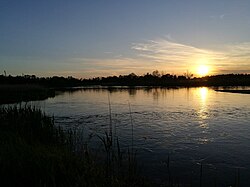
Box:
(0, 84, 55, 104)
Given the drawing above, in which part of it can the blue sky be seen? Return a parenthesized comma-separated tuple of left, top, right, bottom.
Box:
(1, 0, 250, 77)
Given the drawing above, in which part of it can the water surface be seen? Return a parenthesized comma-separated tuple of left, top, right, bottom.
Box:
(33, 87, 250, 186)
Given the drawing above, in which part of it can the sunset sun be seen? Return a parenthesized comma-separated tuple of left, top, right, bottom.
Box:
(197, 65, 209, 76)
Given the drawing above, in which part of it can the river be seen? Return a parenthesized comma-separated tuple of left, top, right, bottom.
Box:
(31, 87, 250, 186)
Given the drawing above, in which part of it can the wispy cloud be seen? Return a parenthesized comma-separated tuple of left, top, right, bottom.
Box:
(104, 51, 113, 54)
(132, 39, 226, 74)
(65, 38, 250, 77)
(225, 42, 250, 59)
(210, 14, 227, 20)
(220, 14, 225, 19)
(66, 57, 156, 78)
(132, 39, 250, 74)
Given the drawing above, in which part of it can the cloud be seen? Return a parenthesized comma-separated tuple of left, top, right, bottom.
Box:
(210, 14, 226, 20)
(225, 42, 250, 59)
(220, 14, 225, 19)
(132, 39, 250, 75)
(104, 51, 113, 54)
(132, 39, 227, 74)
(66, 39, 250, 77)
(65, 57, 157, 78)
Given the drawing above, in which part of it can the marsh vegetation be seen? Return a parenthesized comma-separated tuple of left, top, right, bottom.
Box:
(0, 106, 149, 187)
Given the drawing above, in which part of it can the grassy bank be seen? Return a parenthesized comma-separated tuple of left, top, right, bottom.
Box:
(0, 84, 55, 104)
(0, 106, 148, 187)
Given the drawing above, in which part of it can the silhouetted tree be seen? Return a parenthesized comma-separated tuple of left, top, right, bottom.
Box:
(184, 70, 193, 79)
(152, 70, 161, 77)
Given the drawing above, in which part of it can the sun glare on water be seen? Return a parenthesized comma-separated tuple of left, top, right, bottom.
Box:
(197, 65, 209, 77)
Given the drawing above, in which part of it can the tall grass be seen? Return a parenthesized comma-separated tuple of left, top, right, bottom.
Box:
(128, 102, 137, 183)
(0, 105, 149, 187)
(128, 102, 134, 153)
(97, 95, 145, 186)
(0, 106, 87, 186)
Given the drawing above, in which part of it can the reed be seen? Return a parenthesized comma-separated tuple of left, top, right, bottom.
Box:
(0, 106, 86, 186)
(128, 102, 134, 153)
(234, 168, 240, 187)
(199, 163, 203, 187)
(0, 105, 148, 187)
(95, 97, 150, 186)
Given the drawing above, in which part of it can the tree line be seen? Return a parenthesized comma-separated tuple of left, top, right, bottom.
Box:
(1, 71, 250, 87)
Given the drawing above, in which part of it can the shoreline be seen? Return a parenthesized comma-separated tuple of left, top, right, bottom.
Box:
(1, 84, 250, 105)
(215, 89, 250, 94)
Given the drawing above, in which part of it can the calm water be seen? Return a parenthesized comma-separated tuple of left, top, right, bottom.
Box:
(33, 87, 250, 186)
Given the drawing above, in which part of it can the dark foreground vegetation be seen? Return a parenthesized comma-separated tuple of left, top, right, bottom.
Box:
(0, 106, 148, 187)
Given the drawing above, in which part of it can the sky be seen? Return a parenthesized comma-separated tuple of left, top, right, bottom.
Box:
(1, 0, 250, 78)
